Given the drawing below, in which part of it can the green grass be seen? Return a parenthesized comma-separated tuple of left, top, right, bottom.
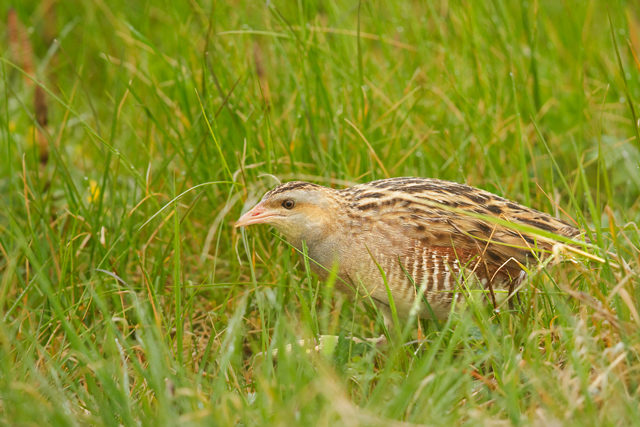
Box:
(1, 0, 640, 425)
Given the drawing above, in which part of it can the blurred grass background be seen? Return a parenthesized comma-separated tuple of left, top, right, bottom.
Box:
(1, 0, 640, 425)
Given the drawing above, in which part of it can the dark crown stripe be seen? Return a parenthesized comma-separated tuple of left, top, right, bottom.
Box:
(267, 181, 320, 196)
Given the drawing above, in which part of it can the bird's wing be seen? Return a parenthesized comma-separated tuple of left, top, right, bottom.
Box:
(344, 177, 580, 265)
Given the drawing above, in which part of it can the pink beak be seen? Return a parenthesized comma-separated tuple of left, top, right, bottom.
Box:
(235, 202, 276, 228)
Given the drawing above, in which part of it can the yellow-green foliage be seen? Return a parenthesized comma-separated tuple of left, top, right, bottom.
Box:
(1, 1, 639, 425)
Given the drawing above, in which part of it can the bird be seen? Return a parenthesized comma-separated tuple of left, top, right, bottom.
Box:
(235, 177, 583, 326)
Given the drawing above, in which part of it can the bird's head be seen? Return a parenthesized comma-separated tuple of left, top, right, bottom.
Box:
(235, 181, 341, 247)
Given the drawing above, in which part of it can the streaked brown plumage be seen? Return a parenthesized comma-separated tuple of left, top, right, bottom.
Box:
(235, 177, 582, 323)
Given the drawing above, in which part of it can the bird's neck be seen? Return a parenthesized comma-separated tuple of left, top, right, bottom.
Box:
(288, 232, 343, 279)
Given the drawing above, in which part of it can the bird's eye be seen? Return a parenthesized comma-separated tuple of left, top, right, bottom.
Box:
(281, 199, 295, 210)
